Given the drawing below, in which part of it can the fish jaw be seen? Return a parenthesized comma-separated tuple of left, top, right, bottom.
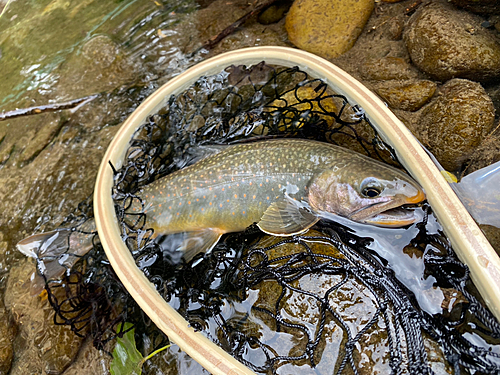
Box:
(361, 207, 423, 227)
(348, 188, 425, 224)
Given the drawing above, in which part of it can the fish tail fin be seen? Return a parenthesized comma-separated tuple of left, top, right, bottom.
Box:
(16, 228, 72, 259)
(17, 227, 94, 295)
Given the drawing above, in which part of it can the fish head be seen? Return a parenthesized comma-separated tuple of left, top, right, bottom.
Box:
(308, 157, 425, 227)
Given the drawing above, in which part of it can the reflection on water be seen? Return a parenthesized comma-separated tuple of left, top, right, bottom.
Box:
(0, 0, 199, 109)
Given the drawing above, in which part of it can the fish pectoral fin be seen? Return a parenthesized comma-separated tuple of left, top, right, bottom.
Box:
(180, 229, 223, 263)
(257, 200, 319, 236)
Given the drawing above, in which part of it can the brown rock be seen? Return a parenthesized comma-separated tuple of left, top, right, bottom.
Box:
(419, 79, 495, 171)
(5, 259, 84, 375)
(480, 224, 500, 256)
(467, 133, 500, 174)
(0, 304, 14, 375)
(361, 56, 420, 81)
(285, 0, 374, 59)
(374, 79, 437, 111)
(450, 0, 500, 15)
(403, 1, 500, 81)
(258, 0, 292, 25)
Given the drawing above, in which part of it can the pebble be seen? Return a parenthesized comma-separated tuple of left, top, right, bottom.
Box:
(418, 79, 495, 171)
(285, 0, 374, 59)
(373, 79, 437, 111)
(403, 1, 500, 82)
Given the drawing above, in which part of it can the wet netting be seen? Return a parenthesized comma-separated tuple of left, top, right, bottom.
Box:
(43, 62, 500, 374)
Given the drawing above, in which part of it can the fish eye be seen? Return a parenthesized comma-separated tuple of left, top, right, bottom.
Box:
(360, 178, 383, 198)
(362, 187, 381, 198)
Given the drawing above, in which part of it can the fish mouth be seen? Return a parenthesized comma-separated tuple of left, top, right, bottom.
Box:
(362, 206, 423, 227)
(349, 196, 424, 227)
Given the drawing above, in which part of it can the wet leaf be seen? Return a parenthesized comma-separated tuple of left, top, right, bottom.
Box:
(110, 323, 144, 375)
(110, 322, 172, 375)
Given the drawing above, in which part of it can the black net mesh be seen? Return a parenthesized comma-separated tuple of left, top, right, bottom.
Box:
(41, 62, 500, 374)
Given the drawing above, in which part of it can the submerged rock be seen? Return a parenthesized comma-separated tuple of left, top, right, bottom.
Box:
(62, 338, 112, 375)
(244, 232, 452, 374)
(403, 1, 500, 82)
(285, 0, 374, 59)
(373, 79, 437, 111)
(361, 56, 420, 81)
(0, 302, 14, 375)
(418, 79, 495, 172)
(5, 259, 84, 375)
(450, 0, 500, 15)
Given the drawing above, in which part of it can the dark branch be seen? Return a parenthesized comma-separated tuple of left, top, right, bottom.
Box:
(0, 95, 98, 121)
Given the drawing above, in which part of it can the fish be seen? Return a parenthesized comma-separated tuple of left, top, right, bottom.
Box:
(17, 138, 425, 287)
(130, 139, 425, 260)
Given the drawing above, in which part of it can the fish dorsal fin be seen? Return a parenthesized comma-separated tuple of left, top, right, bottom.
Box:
(257, 199, 319, 236)
(180, 229, 223, 263)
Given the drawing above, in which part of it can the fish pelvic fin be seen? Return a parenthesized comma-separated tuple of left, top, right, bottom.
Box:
(257, 199, 319, 236)
(180, 229, 223, 263)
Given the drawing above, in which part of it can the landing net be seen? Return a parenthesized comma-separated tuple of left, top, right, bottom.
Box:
(42, 62, 500, 374)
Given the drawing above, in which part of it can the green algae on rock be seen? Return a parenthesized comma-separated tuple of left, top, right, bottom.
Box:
(403, 1, 500, 82)
(285, 0, 374, 60)
(418, 79, 495, 172)
(373, 79, 437, 112)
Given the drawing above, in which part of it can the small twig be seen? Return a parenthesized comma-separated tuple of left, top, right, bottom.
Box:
(0, 95, 98, 121)
(197, 0, 281, 52)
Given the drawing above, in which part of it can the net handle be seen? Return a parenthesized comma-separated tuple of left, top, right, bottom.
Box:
(94, 46, 500, 374)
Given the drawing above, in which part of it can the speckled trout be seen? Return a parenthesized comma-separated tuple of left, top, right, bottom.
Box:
(131, 139, 425, 260)
(17, 139, 425, 285)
